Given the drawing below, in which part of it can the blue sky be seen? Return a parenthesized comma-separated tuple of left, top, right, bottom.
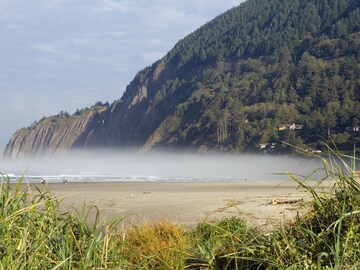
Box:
(0, 0, 242, 151)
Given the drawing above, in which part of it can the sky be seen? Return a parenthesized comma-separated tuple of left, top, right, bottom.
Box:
(0, 0, 243, 152)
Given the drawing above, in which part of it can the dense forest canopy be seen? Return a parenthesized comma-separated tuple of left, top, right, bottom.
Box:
(123, 0, 360, 153)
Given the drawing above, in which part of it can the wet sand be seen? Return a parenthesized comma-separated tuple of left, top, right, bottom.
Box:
(36, 180, 331, 231)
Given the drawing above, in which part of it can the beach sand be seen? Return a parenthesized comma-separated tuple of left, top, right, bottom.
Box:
(37, 181, 331, 231)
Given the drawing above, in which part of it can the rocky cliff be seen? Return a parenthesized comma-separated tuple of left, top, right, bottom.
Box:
(3, 107, 106, 158)
(4, 0, 360, 158)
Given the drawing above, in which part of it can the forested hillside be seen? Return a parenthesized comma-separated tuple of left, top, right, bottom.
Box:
(4, 0, 360, 157)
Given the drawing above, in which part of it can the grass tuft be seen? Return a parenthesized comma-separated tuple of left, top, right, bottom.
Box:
(0, 175, 125, 269)
(120, 220, 191, 269)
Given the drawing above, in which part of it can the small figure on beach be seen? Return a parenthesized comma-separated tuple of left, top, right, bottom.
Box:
(63, 178, 68, 184)
(40, 179, 46, 184)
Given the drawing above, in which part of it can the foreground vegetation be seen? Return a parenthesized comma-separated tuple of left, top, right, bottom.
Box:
(1, 154, 360, 269)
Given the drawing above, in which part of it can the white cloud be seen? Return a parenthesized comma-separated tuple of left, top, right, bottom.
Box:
(96, 0, 130, 12)
(141, 52, 165, 63)
(104, 31, 125, 37)
(3, 24, 20, 29)
(32, 44, 60, 54)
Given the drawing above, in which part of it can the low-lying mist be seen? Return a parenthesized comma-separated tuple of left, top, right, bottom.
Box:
(1, 150, 325, 182)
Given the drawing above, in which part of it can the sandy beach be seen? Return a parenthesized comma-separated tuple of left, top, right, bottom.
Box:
(29, 180, 334, 231)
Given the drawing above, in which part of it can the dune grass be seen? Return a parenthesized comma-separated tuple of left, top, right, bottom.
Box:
(120, 220, 191, 269)
(0, 176, 125, 269)
(1, 151, 360, 269)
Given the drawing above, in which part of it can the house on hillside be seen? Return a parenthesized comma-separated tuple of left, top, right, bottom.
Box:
(276, 123, 303, 131)
(259, 143, 268, 150)
(289, 123, 303, 130)
(258, 142, 278, 151)
(346, 126, 360, 132)
(277, 125, 287, 131)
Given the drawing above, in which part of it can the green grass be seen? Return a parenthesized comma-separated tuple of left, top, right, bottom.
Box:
(0, 176, 125, 269)
(1, 151, 360, 269)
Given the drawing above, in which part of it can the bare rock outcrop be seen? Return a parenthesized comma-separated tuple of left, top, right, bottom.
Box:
(3, 110, 101, 158)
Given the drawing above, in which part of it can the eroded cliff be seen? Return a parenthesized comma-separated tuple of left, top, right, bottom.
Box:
(3, 108, 105, 158)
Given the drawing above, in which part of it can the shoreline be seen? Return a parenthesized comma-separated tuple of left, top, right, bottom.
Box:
(25, 180, 331, 230)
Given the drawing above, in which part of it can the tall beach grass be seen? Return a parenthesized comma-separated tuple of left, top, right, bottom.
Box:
(0, 176, 125, 269)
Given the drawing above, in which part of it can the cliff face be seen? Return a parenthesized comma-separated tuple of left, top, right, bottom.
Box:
(83, 59, 192, 148)
(4, 0, 360, 157)
(3, 109, 105, 158)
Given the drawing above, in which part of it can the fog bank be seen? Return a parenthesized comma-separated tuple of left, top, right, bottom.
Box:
(1, 150, 325, 182)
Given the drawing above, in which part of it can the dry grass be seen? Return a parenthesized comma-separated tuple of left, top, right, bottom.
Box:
(120, 220, 191, 269)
